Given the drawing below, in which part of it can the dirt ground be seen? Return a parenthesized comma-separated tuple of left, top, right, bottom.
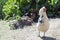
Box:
(0, 18, 60, 40)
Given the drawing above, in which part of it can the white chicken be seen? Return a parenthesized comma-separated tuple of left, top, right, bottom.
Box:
(37, 6, 49, 37)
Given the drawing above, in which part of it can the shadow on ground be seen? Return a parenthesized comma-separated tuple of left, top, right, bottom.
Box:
(41, 36, 56, 40)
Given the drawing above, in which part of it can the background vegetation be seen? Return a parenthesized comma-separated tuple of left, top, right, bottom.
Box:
(0, 0, 60, 20)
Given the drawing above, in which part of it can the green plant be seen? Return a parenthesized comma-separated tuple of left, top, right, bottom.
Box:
(2, 0, 21, 20)
(0, 0, 7, 19)
(1, 0, 60, 20)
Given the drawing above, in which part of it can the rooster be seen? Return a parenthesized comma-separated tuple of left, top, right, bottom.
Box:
(37, 6, 49, 37)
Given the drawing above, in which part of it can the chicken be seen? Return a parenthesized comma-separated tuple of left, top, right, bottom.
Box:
(37, 6, 49, 37)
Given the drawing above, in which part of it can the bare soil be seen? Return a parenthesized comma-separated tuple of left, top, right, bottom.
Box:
(0, 18, 60, 40)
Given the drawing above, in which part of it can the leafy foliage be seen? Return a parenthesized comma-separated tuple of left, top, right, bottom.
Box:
(0, 0, 7, 19)
(0, 0, 60, 20)
(2, 0, 21, 20)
